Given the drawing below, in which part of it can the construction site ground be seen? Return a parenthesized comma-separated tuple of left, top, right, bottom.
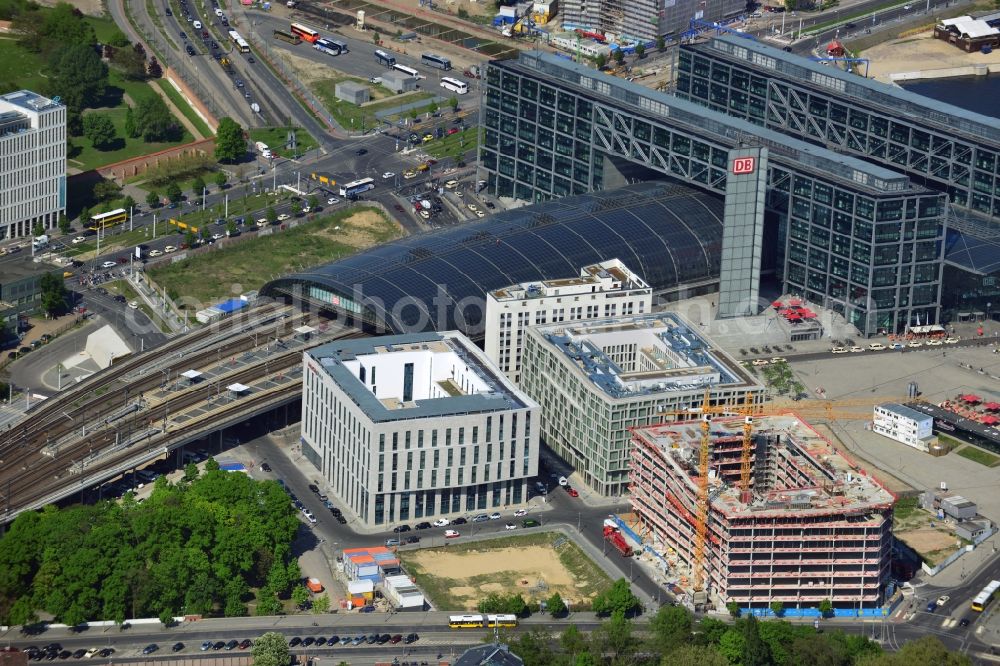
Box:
(397, 531, 612, 611)
(862, 30, 1000, 83)
(893, 501, 966, 567)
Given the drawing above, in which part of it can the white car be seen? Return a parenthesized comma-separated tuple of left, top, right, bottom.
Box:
(148, 249, 163, 257)
(164, 245, 177, 253)
(211, 233, 224, 241)
(419, 210, 430, 219)
(432, 518, 450, 527)
(257, 218, 269, 227)
(445, 179, 459, 189)
(382, 172, 395, 179)
(831, 347, 848, 354)
(192, 19, 202, 29)
(467, 203, 478, 212)
(752, 359, 770, 366)
(489, 512, 501, 520)
(849, 346, 864, 353)
(908, 341, 923, 348)
(84, 649, 100, 659)
(403, 171, 418, 180)
(72, 236, 87, 244)
(277, 213, 291, 221)
(926, 339, 943, 346)
(128, 301, 139, 310)
(558, 476, 568, 486)
(945, 337, 960, 344)
(444, 529, 460, 538)
(327, 197, 339, 205)
(101, 260, 116, 269)
(770, 356, 786, 363)
(514, 508, 527, 517)
(504, 523, 517, 530)
(937, 595, 950, 607)
(476, 210, 486, 218)
(868, 343, 885, 351)
(301, 206, 311, 214)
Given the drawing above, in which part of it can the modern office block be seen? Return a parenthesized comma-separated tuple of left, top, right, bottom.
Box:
(718, 147, 768, 319)
(520, 312, 763, 496)
(484, 259, 651, 383)
(301, 332, 539, 527)
(481, 52, 946, 335)
(0, 91, 66, 239)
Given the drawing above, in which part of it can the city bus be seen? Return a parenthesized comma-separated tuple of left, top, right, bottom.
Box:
(289, 23, 320, 43)
(375, 49, 395, 67)
(448, 615, 485, 629)
(272, 29, 302, 45)
(228, 30, 250, 53)
(971, 580, 1000, 611)
(440, 76, 469, 95)
(89, 209, 127, 232)
(392, 63, 419, 78)
(421, 52, 452, 70)
(313, 38, 343, 56)
(486, 614, 518, 628)
(339, 177, 375, 198)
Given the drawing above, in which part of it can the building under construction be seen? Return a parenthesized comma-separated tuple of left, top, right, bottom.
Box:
(630, 415, 895, 611)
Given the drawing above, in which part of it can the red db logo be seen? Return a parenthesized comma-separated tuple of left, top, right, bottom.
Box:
(732, 157, 756, 175)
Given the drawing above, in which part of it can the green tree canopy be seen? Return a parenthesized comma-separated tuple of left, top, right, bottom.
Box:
(595, 53, 607, 70)
(83, 114, 116, 150)
(290, 584, 309, 609)
(191, 175, 206, 197)
(133, 95, 178, 142)
(266, 207, 277, 224)
(110, 45, 147, 81)
(215, 118, 246, 163)
(649, 604, 692, 653)
(49, 43, 107, 111)
(39, 272, 68, 316)
(58, 213, 71, 234)
(662, 644, 730, 666)
(448, 95, 459, 111)
(214, 171, 228, 189)
(145, 190, 160, 208)
(591, 578, 640, 616)
(656, 35, 666, 51)
(165, 182, 183, 203)
(634, 43, 645, 58)
(251, 632, 288, 666)
(546, 591, 567, 617)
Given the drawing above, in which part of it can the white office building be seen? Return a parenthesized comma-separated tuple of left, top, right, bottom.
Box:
(301, 331, 539, 527)
(0, 91, 66, 239)
(521, 312, 763, 496)
(485, 259, 651, 384)
(872, 403, 935, 452)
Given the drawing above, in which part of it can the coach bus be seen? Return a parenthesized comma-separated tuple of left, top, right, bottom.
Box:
(89, 209, 127, 232)
(313, 38, 343, 56)
(391, 63, 419, 78)
(339, 177, 375, 198)
(228, 30, 250, 53)
(272, 29, 302, 45)
(421, 52, 451, 70)
(375, 49, 395, 67)
(289, 22, 320, 43)
(972, 580, 1000, 611)
(440, 76, 469, 95)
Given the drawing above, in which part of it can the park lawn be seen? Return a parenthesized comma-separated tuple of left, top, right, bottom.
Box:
(425, 126, 479, 160)
(312, 78, 432, 130)
(147, 206, 401, 304)
(154, 79, 213, 139)
(956, 445, 1000, 467)
(84, 16, 125, 44)
(249, 126, 319, 157)
(0, 38, 51, 94)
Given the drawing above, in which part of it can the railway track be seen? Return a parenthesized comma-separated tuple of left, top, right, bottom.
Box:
(1, 326, 366, 521)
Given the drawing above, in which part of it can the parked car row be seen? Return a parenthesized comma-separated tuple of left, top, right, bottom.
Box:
(288, 633, 418, 647)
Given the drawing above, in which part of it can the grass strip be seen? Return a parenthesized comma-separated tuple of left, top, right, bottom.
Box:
(155, 79, 214, 138)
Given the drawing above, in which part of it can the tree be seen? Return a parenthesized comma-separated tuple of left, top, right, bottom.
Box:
(560, 624, 588, 658)
(58, 213, 71, 234)
(254, 588, 282, 617)
(717, 628, 745, 664)
(787, 634, 848, 666)
(182, 462, 199, 483)
(147, 56, 162, 79)
(266, 561, 289, 597)
(49, 43, 108, 112)
(106, 27, 130, 47)
(290, 584, 309, 609)
(111, 45, 147, 80)
(741, 615, 772, 666)
(93, 179, 121, 202)
(662, 645, 729, 666)
(133, 95, 178, 142)
(214, 117, 246, 163)
(889, 636, 971, 666)
(146, 191, 160, 208)
(184, 230, 197, 247)
(818, 598, 833, 617)
(428, 101, 439, 115)
(448, 96, 459, 112)
(307, 194, 318, 211)
(649, 604, 692, 653)
(770, 600, 785, 617)
(165, 182, 183, 204)
(266, 207, 277, 224)
(226, 220, 237, 236)
(32, 222, 44, 237)
(214, 171, 228, 190)
(372, 30, 380, 44)
(251, 632, 288, 666)
(656, 35, 666, 51)
(726, 601, 741, 618)
(190, 175, 206, 198)
(83, 113, 116, 150)
(510, 629, 558, 666)
(546, 592, 567, 617)
(66, 110, 83, 137)
(158, 608, 174, 627)
(591, 578, 640, 617)
(634, 43, 645, 59)
(291, 201, 301, 216)
(312, 594, 330, 614)
(121, 195, 135, 212)
(612, 49, 625, 65)
(78, 206, 90, 226)
(124, 106, 138, 139)
(39, 272, 68, 316)
(595, 611, 635, 662)
(595, 53, 607, 70)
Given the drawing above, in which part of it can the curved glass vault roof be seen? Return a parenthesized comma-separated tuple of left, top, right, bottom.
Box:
(262, 182, 725, 338)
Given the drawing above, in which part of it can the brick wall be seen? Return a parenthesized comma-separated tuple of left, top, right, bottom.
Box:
(97, 137, 216, 183)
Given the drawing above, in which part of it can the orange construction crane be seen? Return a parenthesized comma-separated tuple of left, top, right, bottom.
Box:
(738, 392, 757, 503)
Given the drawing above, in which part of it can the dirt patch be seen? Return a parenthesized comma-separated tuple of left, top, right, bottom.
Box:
(35, 0, 103, 15)
(274, 49, 345, 87)
(313, 209, 402, 246)
(862, 32, 1000, 83)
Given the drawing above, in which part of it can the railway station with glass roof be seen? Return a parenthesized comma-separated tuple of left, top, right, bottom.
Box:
(262, 182, 726, 339)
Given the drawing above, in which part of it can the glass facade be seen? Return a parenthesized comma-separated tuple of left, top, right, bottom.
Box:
(482, 52, 947, 336)
(676, 37, 1000, 219)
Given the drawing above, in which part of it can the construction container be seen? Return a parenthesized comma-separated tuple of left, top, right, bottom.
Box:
(348, 580, 375, 596)
(306, 578, 324, 593)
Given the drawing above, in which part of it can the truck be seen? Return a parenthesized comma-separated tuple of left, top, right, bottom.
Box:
(219, 57, 234, 74)
(32, 234, 49, 251)
(306, 578, 324, 593)
(603, 519, 633, 557)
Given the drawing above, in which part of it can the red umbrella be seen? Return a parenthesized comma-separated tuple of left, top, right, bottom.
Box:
(789, 298, 802, 306)
(962, 394, 982, 403)
(984, 402, 1000, 411)
(981, 415, 1000, 425)
(772, 301, 783, 308)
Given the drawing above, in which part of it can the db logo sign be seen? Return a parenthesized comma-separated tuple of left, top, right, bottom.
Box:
(732, 157, 756, 175)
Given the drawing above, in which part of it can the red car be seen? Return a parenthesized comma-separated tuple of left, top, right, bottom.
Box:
(447, 127, 459, 135)
(566, 487, 579, 497)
